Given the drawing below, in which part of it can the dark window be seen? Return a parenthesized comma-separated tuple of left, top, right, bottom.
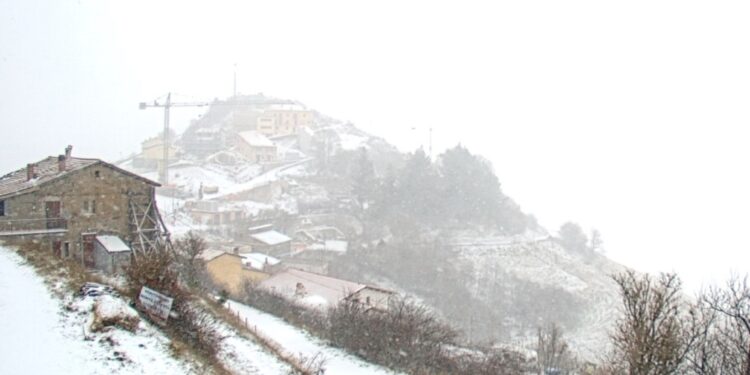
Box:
(91, 200, 96, 214)
(94, 170, 100, 178)
(83, 200, 89, 212)
(64, 242, 70, 257)
(0, 200, 4, 216)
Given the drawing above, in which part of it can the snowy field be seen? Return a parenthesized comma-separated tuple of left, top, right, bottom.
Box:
(226, 300, 403, 375)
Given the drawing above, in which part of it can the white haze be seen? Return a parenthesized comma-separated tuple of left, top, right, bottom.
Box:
(2, 0, 749, 290)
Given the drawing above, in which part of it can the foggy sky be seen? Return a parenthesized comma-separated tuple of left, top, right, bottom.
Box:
(2, 0, 750, 290)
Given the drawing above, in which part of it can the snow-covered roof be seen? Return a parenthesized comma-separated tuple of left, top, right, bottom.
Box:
(242, 253, 280, 270)
(95, 235, 131, 253)
(259, 268, 365, 307)
(238, 131, 275, 148)
(307, 240, 348, 253)
(251, 230, 292, 246)
(197, 249, 228, 262)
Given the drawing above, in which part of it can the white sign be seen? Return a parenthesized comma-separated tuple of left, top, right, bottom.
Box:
(138, 286, 174, 323)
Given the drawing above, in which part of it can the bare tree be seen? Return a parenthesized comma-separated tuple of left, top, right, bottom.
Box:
(537, 322, 572, 373)
(700, 276, 750, 375)
(610, 271, 699, 374)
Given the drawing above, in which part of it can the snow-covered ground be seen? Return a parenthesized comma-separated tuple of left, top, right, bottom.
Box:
(0, 245, 196, 374)
(213, 316, 292, 375)
(226, 300, 403, 375)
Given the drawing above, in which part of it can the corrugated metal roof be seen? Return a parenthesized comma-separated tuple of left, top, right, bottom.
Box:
(95, 235, 131, 253)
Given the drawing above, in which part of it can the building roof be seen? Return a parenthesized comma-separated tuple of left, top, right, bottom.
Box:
(0, 153, 159, 199)
(241, 253, 280, 270)
(95, 235, 131, 253)
(238, 131, 275, 147)
(196, 249, 228, 262)
(259, 268, 365, 307)
(251, 230, 292, 246)
(307, 240, 348, 253)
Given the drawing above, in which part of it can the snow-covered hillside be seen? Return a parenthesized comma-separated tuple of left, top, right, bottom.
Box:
(455, 233, 626, 361)
(0, 245, 197, 374)
(118, 95, 629, 367)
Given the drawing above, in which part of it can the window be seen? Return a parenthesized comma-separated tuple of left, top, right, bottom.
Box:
(63, 242, 69, 257)
(94, 170, 101, 178)
(0, 200, 4, 216)
(83, 200, 96, 214)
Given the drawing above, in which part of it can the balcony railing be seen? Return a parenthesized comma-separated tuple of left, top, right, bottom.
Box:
(0, 217, 68, 234)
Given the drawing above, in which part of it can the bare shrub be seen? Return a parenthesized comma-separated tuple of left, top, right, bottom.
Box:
(453, 347, 534, 375)
(537, 322, 575, 374)
(243, 283, 531, 374)
(125, 248, 182, 299)
(125, 246, 223, 361)
(328, 297, 458, 373)
(292, 352, 327, 375)
(242, 282, 327, 333)
(172, 302, 224, 359)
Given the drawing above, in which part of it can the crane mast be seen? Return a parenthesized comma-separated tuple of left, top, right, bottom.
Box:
(139, 93, 209, 185)
(139, 93, 300, 185)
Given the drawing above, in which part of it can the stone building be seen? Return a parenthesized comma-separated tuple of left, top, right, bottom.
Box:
(0, 146, 167, 269)
(234, 131, 277, 164)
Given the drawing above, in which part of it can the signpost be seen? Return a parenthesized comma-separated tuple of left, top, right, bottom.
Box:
(138, 286, 174, 325)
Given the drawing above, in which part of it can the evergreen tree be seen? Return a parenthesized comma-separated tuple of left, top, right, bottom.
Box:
(557, 222, 589, 253)
(350, 147, 377, 208)
(395, 148, 441, 223)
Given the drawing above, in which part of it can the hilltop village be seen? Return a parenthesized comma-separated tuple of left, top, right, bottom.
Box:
(0, 93, 627, 374)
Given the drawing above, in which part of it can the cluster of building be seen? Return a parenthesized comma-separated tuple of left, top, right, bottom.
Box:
(134, 102, 316, 170)
(1, 145, 394, 312)
(199, 248, 392, 312)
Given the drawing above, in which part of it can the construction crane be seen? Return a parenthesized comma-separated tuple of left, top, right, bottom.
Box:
(139, 93, 210, 185)
(139, 93, 301, 185)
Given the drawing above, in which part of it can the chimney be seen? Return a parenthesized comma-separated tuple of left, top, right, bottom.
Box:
(26, 163, 35, 181)
(58, 155, 66, 172)
(65, 145, 73, 159)
(233, 247, 239, 255)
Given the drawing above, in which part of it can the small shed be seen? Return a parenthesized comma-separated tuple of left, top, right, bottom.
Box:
(93, 235, 132, 274)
